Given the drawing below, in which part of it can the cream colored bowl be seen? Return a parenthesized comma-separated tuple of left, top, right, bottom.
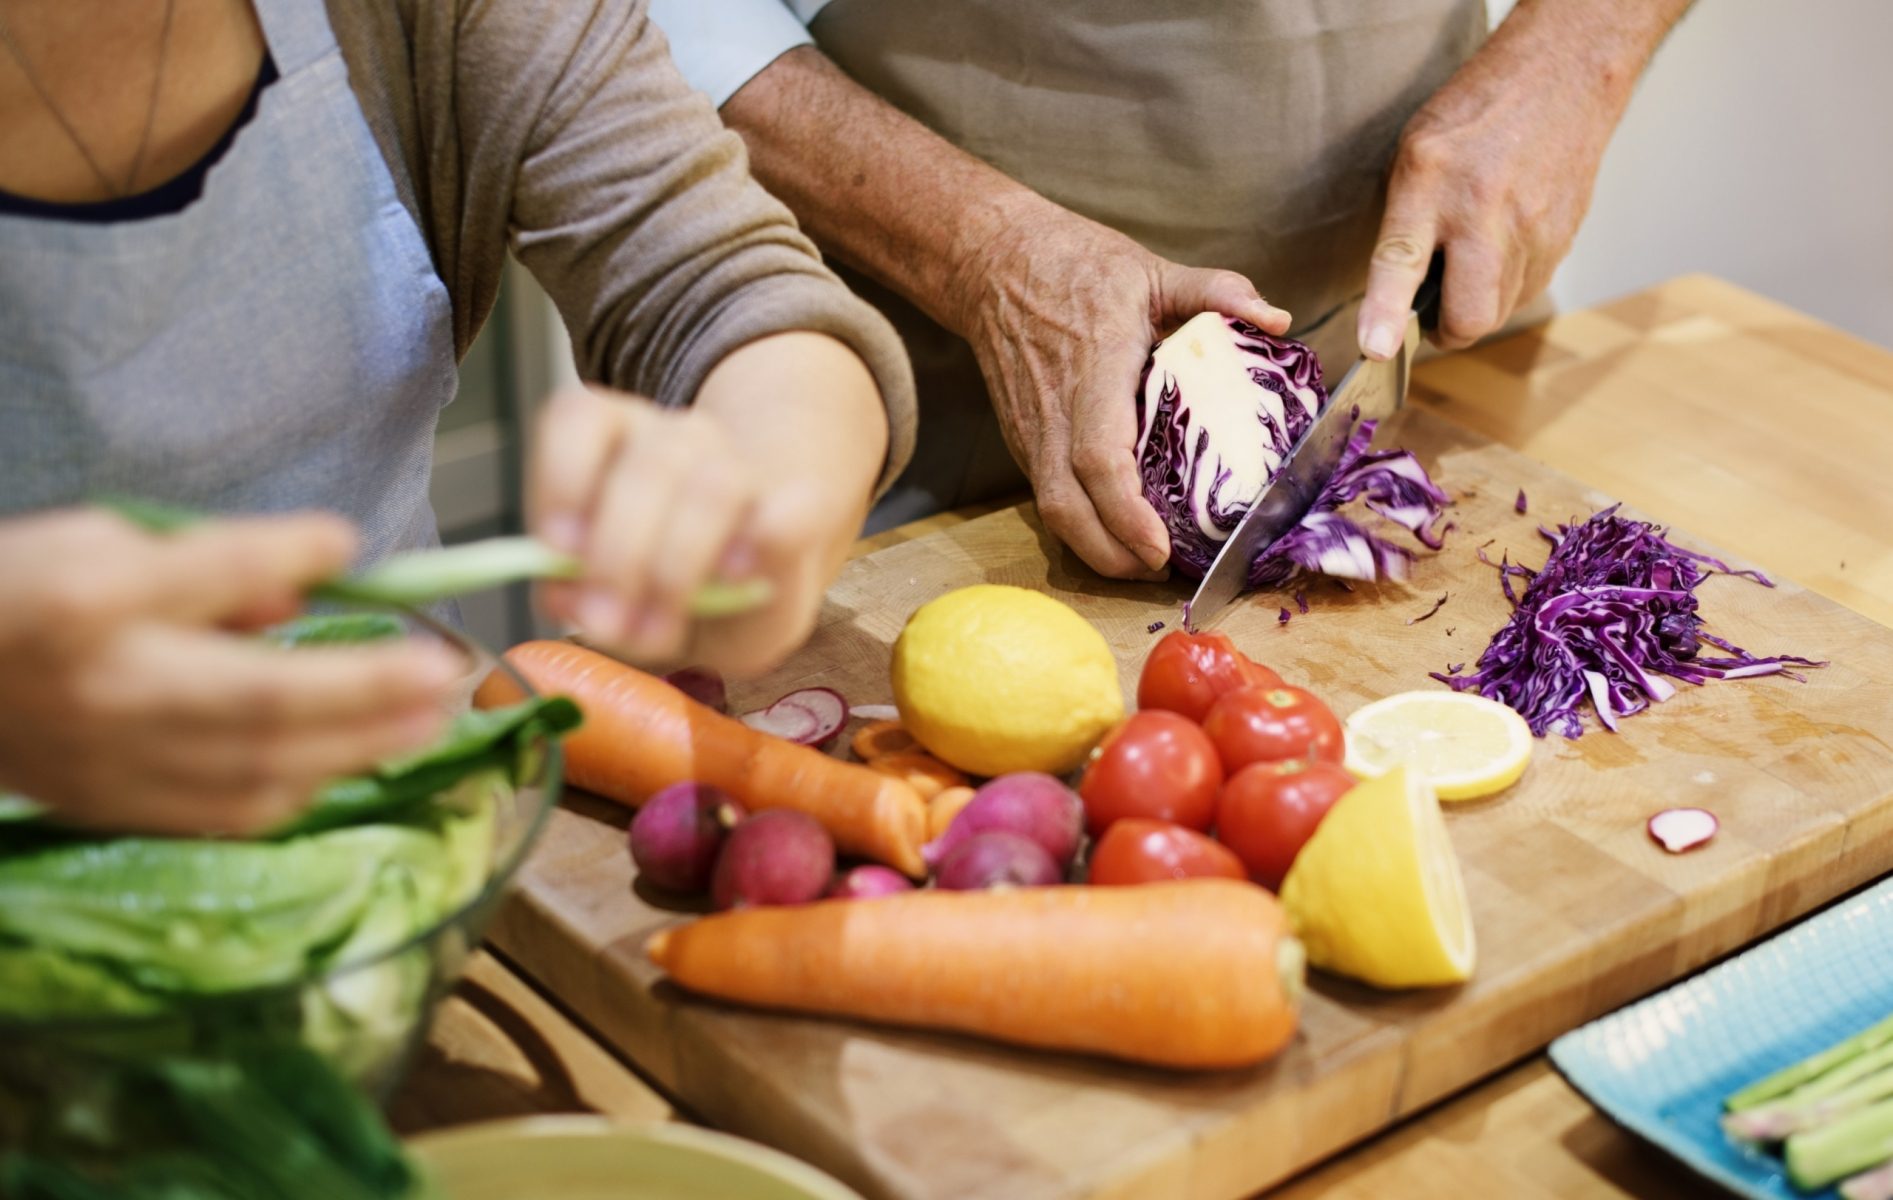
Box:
(408, 1117, 865, 1200)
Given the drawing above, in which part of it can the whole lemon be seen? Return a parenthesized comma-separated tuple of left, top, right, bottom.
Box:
(891, 585, 1124, 777)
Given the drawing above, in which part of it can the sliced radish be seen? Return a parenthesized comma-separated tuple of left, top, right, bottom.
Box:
(1648, 807, 1718, 853)
(663, 667, 727, 713)
(849, 704, 900, 722)
(739, 687, 849, 750)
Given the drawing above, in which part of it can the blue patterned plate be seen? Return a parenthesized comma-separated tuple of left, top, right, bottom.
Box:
(1550, 876, 1893, 1199)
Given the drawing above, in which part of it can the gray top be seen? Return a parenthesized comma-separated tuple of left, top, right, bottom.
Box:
(0, 0, 916, 527)
(321, 0, 915, 488)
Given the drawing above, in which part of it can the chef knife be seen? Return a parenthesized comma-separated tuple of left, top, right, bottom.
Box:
(1183, 255, 1444, 631)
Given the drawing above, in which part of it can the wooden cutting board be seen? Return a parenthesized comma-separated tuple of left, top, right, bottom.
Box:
(490, 408, 1893, 1200)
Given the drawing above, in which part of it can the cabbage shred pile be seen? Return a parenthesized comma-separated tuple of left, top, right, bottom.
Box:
(1135, 314, 1450, 588)
(1434, 506, 1823, 738)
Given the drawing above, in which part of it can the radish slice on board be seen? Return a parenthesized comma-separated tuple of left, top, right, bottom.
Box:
(1648, 807, 1719, 853)
(849, 704, 900, 722)
(739, 687, 849, 749)
(663, 667, 727, 713)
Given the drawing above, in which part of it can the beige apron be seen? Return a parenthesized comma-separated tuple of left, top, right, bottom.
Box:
(810, 0, 1487, 531)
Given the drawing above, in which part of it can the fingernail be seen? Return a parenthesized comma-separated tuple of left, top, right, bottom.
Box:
(1362, 324, 1399, 361)
(719, 539, 758, 580)
(541, 514, 584, 555)
(578, 590, 631, 640)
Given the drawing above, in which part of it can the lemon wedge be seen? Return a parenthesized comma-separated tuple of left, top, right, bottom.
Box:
(1279, 765, 1475, 989)
(1343, 690, 1532, 801)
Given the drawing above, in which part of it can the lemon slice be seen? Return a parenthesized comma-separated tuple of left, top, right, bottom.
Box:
(1279, 766, 1475, 989)
(1343, 690, 1532, 801)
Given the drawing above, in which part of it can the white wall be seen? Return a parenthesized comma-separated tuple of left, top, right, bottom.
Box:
(1491, 0, 1893, 349)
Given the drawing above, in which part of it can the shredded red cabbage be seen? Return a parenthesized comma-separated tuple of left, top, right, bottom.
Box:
(1245, 418, 1452, 589)
(1406, 592, 1449, 625)
(1435, 505, 1823, 738)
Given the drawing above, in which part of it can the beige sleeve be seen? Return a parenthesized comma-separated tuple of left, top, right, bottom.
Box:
(452, 0, 916, 497)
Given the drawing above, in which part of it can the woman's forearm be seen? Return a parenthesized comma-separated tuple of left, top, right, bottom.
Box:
(695, 331, 890, 506)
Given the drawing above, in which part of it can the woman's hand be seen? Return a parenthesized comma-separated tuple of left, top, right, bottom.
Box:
(0, 510, 460, 835)
(531, 332, 888, 678)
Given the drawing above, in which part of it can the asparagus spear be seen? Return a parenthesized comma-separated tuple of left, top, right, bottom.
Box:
(1841, 1160, 1893, 1200)
(1725, 1059, 1893, 1142)
(1728, 1014, 1893, 1113)
(1787, 1096, 1893, 1191)
(101, 497, 776, 619)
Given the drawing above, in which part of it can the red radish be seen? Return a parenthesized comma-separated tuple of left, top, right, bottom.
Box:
(923, 773, 1084, 871)
(629, 782, 746, 895)
(662, 667, 727, 713)
(1648, 807, 1719, 853)
(824, 865, 917, 900)
(739, 687, 849, 750)
(935, 831, 1063, 891)
(712, 811, 836, 909)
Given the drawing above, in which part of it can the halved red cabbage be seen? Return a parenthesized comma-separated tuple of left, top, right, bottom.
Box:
(1435, 505, 1823, 738)
(1136, 314, 1325, 577)
(1135, 314, 1450, 589)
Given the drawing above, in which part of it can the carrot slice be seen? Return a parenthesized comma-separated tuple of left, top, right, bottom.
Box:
(851, 719, 920, 762)
(927, 786, 977, 842)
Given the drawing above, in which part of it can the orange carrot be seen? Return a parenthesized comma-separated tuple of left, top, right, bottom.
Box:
(867, 751, 968, 801)
(646, 879, 1304, 1070)
(926, 786, 976, 842)
(480, 641, 928, 877)
(851, 719, 919, 762)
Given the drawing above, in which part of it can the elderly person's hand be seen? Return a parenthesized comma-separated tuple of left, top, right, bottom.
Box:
(0, 509, 459, 835)
(958, 205, 1291, 579)
(1357, 0, 1694, 359)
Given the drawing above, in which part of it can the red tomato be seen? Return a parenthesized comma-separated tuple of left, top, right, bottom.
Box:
(1087, 819, 1247, 886)
(1217, 760, 1356, 891)
(1136, 631, 1284, 725)
(1078, 711, 1222, 836)
(1203, 685, 1344, 771)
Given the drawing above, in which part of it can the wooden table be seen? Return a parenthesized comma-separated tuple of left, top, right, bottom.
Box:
(394, 275, 1893, 1197)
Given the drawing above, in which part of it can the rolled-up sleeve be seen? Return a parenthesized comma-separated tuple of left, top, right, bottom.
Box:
(649, 0, 814, 107)
(458, 0, 915, 496)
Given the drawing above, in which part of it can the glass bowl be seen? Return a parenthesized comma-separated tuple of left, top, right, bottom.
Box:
(0, 611, 561, 1165)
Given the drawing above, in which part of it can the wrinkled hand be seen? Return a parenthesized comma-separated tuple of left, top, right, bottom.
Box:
(531, 334, 886, 677)
(957, 207, 1291, 580)
(1357, 24, 1625, 359)
(0, 510, 460, 835)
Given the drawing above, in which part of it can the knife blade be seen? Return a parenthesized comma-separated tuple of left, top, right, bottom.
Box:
(1183, 255, 1444, 631)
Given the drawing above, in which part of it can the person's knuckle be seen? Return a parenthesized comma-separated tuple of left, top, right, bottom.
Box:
(34, 572, 109, 628)
(1035, 488, 1079, 529)
(1069, 441, 1118, 482)
(1399, 128, 1452, 175)
(1372, 233, 1433, 271)
(234, 674, 295, 732)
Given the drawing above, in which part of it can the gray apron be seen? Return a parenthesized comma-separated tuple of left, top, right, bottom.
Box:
(811, 0, 1487, 531)
(0, 0, 458, 566)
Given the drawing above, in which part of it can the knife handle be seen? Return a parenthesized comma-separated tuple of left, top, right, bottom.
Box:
(1414, 249, 1446, 335)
